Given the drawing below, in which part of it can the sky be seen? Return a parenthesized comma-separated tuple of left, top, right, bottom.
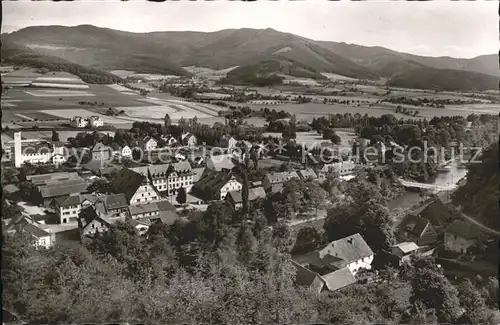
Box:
(2, 1, 498, 58)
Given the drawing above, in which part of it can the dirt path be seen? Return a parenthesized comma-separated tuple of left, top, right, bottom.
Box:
(459, 211, 500, 236)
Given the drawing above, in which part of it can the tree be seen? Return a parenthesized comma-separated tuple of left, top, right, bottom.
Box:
(409, 257, 462, 323)
(330, 132, 341, 145)
(51, 130, 60, 142)
(292, 227, 323, 254)
(176, 187, 187, 205)
(164, 113, 171, 128)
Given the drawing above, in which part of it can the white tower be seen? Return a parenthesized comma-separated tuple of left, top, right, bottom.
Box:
(13, 132, 23, 168)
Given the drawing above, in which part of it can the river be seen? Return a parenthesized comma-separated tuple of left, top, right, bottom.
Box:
(388, 160, 469, 212)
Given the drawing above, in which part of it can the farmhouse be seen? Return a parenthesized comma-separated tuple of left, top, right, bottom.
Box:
(220, 135, 238, 149)
(225, 186, 266, 209)
(161, 135, 178, 147)
(319, 161, 357, 179)
(91, 142, 113, 161)
(128, 199, 176, 220)
(292, 233, 374, 292)
(262, 171, 300, 192)
(397, 214, 438, 246)
(120, 145, 132, 158)
(143, 136, 158, 151)
(54, 193, 128, 224)
(5, 216, 55, 249)
(12, 132, 66, 168)
(181, 132, 197, 147)
(297, 168, 318, 181)
(444, 220, 486, 254)
(78, 207, 126, 241)
(88, 116, 104, 128)
(111, 168, 160, 206)
(192, 169, 242, 201)
(71, 116, 89, 128)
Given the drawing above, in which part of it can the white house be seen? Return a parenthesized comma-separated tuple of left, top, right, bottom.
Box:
(88, 116, 104, 128)
(181, 133, 197, 147)
(320, 161, 357, 179)
(444, 220, 485, 254)
(220, 135, 238, 149)
(293, 233, 374, 277)
(162, 135, 178, 147)
(6, 216, 55, 249)
(262, 171, 300, 191)
(192, 169, 242, 201)
(111, 169, 160, 206)
(71, 116, 89, 128)
(143, 136, 158, 151)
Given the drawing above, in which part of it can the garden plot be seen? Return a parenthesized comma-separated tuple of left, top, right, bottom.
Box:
(25, 90, 95, 97)
(166, 100, 219, 117)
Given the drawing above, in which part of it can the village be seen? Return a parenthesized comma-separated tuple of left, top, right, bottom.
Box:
(2, 118, 497, 296)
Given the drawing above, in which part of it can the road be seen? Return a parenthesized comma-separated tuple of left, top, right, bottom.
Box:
(289, 209, 327, 226)
(458, 210, 500, 236)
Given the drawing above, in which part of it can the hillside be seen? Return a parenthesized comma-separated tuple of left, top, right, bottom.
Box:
(452, 142, 500, 232)
(2, 25, 191, 76)
(0, 40, 123, 84)
(2, 25, 497, 88)
(387, 68, 499, 91)
(317, 41, 500, 78)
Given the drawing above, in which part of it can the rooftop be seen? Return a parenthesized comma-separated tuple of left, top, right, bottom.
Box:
(445, 220, 486, 240)
(391, 242, 419, 254)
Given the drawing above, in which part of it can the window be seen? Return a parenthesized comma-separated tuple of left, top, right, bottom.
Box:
(137, 199, 140, 203)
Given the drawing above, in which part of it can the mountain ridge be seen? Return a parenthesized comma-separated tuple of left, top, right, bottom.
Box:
(2, 25, 498, 89)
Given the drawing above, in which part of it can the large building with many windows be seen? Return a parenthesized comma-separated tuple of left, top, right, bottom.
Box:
(131, 161, 194, 195)
(111, 168, 160, 206)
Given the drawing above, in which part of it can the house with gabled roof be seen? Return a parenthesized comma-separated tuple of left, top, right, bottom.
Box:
(262, 171, 300, 192)
(5, 215, 55, 249)
(220, 135, 238, 149)
(111, 168, 160, 206)
(143, 136, 158, 151)
(297, 168, 318, 181)
(444, 220, 487, 254)
(131, 161, 194, 195)
(54, 193, 128, 224)
(91, 142, 113, 161)
(77, 206, 126, 242)
(397, 213, 438, 246)
(225, 186, 266, 209)
(192, 169, 242, 201)
(293, 233, 374, 276)
(292, 233, 373, 293)
(181, 132, 197, 147)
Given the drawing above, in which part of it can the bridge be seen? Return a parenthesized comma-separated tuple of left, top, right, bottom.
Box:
(398, 178, 457, 192)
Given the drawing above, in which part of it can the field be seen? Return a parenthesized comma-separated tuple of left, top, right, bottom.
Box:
(2, 84, 230, 128)
(263, 130, 357, 149)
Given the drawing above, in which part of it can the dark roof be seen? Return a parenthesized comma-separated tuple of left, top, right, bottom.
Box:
(151, 210, 179, 226)
(54, 194, 81, 208)
(226, 186, 266, 204)
(39, 180, 89, 198)
(92, 142, 112, 153)
(22, 222, 50, 238)
(445, 220, 485, 240)
(111, 168, 148, 202)
(416, 198, 454, 227)
(193, 169, 239, 198)
(398, 214, 430, 238)
(298, 168, 317, 180)
(27, 172, 81, 185)
(156, 200, 176, 212)
(100, 193, 128, 210)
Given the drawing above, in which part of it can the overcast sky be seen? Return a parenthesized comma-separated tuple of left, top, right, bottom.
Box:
(2, 1, 497, 58)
